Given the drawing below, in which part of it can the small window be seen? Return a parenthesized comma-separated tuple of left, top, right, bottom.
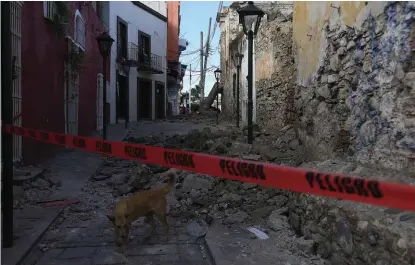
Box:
(43, 1, 55, 20)
(74, 10, 86, 50)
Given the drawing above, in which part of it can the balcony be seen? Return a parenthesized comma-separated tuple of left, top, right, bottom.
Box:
(127, 42, 164, 74)
(116, 42, 140, 68)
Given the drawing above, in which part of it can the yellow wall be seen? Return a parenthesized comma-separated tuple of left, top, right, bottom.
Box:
(293, 1, 367, 86)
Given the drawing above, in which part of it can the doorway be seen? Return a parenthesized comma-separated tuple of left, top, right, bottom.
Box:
(155, 82, 165, 119)
(117, 73, 128, 122)
(137, 78, 152, 120)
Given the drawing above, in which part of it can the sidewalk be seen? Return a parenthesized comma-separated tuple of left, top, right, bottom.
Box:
(2, 123, 134, 265)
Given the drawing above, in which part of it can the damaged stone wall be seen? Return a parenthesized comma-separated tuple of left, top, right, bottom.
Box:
(218, 2, 295, 129)
(254, 7, 296, 131)
(293, 1, 415, 170)
(218, 6, 240, 121)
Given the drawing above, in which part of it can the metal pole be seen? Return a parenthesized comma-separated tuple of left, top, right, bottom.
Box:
(125, 71, 129, 130)
(189, 64, 192, 113)
(2, 1, 14, 248)
(236, 65, 240, 128)
(247, 30, 253, 144)
(216, 81, 219, 125)
(103, 56, 107, 140)
(201, 17, 212, 92)
(199, 31, 204, 101)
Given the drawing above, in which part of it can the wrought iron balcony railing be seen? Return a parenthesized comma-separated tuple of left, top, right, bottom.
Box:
(127, 42, 164, 74)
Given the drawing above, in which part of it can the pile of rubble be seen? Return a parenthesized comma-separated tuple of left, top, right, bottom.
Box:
(122, 125, 415, 265)
(13, 167, 61, 209)
(47, 121, 415, 265)
(122, 125, 305, 228)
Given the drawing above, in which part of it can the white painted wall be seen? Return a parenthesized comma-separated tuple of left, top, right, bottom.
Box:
(141, 1, 167, 17)
(108, 1, 167, 123)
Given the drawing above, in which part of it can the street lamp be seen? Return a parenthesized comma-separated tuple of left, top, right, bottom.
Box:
(214, 68, 221, 125)
(237, 1, 264, 144)
(95, 31, 114, 140)
(233, 52, 244, 128)
(121, 61, 131, 130)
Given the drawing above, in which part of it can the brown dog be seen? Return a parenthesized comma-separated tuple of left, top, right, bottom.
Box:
(107, 168, 178, 252)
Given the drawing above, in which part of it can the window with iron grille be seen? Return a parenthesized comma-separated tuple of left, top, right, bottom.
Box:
(74, 10, 86, 50)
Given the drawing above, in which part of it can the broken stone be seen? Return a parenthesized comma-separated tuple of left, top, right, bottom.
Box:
(297, 237, 315, 254)
(335, 219, 354, 255)
(288, 139, 300, 150)
(368, 97, 379, 112)
(395, 63, 405, 81)
(316, 85, 331, 99)
(241, 182, 258, 190)
(330, 55, 339, 72)
(218, 193, 242, 203)
(267, 212, 289, 231)
(259, 145, 281, 162)
(268, 195, 288, 207)
(93, 174, 111, 181)
(182, 174, 214, 193)
(289, 212, 301, 232)
(346, 41, 356, 50)
(114, 184, 131, 196)
(127, 165, 152, 189)
(251, 206, 274, 219)
(226, 210, 248, 224)
(403, 72, 415, 89)
(186, 218, 209, 238)
(337, 47, 347, 57)
(339, 37, 347, 47)
(31, 178, 50, 190)
(327, 74, 339, 84)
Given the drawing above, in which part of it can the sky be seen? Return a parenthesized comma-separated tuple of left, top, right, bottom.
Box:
(179, 1, 232, 96)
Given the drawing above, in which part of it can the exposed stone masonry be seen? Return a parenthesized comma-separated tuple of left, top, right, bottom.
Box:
(295, 2, 415, 169)
(255, 10, 296, 130)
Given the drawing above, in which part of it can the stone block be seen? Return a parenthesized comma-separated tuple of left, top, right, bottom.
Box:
(59, 247, 98, 259)
(128, 244, 178, 256)
(178, 244, 204, 261)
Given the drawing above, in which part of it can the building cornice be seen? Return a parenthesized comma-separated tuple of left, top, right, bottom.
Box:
(131, 1, 167, 22)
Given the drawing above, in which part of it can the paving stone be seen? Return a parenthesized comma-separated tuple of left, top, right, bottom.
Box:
(127, 254, 179, 263)
(143, 234, 179, 244)
(92, 248, 128, 265)
(33, 249, 64, 265)
(38, 257, 92, 265)
(59, 247, 98, 259)
(128, 244, 179, 255)
(178, 244, 204, 261)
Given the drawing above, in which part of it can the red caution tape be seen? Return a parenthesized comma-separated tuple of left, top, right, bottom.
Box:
(3, 124, 415, 212)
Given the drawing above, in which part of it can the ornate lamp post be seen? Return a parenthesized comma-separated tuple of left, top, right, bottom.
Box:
(237, 1, 264, 144)
(95, 31, 114, 140)
(214, 68, 222, 125)
(233, 52, 244, 128)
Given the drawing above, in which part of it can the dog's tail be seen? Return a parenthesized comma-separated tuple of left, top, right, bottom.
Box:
(162, 172, 176, 194)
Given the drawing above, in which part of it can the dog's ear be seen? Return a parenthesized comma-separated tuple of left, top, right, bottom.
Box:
(107, 214, 115, 223)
